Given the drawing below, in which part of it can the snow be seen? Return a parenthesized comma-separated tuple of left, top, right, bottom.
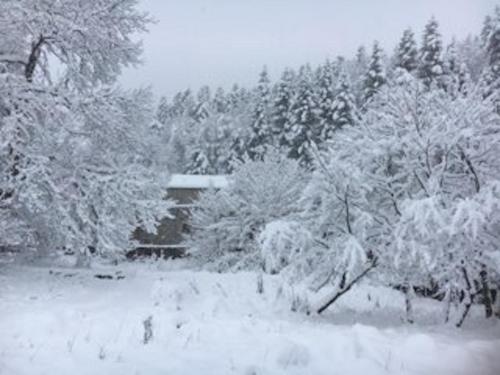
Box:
(0, 262, 499, 375)
(167, 174, 229, 189)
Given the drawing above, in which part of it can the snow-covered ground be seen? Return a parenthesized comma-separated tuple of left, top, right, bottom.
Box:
(0, 261, 499, 375)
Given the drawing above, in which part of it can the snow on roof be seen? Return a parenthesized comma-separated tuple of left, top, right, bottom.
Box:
(167, 174, 229, 189)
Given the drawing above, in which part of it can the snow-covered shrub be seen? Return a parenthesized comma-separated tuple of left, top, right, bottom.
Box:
(363, 73, 500, 324)
(258, 220, 313, 275)
(270, 71, 500, 323)
(187, 150, 308, 271)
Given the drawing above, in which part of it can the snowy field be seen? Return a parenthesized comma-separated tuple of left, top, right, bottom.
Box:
(0, 261, 499, 375)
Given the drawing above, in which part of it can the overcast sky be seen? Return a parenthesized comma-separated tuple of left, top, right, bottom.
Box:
(120, 0, 496, 99)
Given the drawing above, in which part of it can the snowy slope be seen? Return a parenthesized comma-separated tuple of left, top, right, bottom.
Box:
(0, 262, 499, 375)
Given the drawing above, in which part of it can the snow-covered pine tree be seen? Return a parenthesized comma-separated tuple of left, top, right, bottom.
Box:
(285, 65, 320, 163)
(328, 73, 356, 137)
(442, 39, 470, 95)
(271, 68, 296, 149)
(445, 39, 460, 76)
(172, 89, 196, 118)
(228, 84, 242, 110)
(186, 115, 234, 175)
(484, 6, 500, 73)
(418, 17, 444, 88)
(352, 46, 369, 107)
(316, 61, 338, 142)
(213, 87, 230, 114)
(363, 41, 386, 103)
(247, 66, 273, 160)
(481, 15, 494, 46)
(192, 85, 212, 122)
(395, 28, 419, 72)
(482, 7, 500, 90)
(456, 62, 472, 96)
(156, 96, 171, 126)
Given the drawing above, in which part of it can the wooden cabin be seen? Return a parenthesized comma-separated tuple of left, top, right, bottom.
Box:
(129, 174, 228, 259)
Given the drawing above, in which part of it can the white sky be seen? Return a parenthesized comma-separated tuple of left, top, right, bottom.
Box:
(120, 0, 496, 99)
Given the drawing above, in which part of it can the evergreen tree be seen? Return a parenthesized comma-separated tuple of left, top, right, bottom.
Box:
(327, 73, 356, 137)
(395, 28, 418, 72)
(316, 61, 337, 139)
(212, 87, 230, 114)
(192, 85, 212, 122)
(352, 46, 369, 107)
(228, 134, 248, 170)
(157, 89, 196, 125)
(363, 41, 386, 102)
(156, 96, 170, 125)
(443, 39, 462, 94)
(481, 15, 493, 46)
(356, 46, 368, 69)
(175, 89, 196, 117)
(484, 7, 500, 79)
(247, 66, 272, 160)
(418, 17, 444, 87)
(271, 68, 296, 148)
(285, 65, 319, 162)
(444, 39, 459, 75)
(457, 62, 471, 96)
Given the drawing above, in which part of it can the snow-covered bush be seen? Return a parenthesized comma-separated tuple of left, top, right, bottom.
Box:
(293, 72, 500, 322)
(258, 220, 313, 276)
(187, 150, 308, 270)
(364, 72, 500, 324)
(255, 71, 500, 324)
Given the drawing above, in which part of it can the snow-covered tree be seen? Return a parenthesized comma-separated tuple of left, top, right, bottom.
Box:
(212, 87, 230, 114)
(484, 7, 500, 77)
(363, 41, 386, 103)
(0, 0, 171, 263)
(285, 65, 320, 162)
(247, 66, 273, 160)
(395, 28, 419, 73)
(351, 46, 369, 107)
(264, 72, 500, 323)
(316, 61, 338, 141)
(187, 150, 308, 270)
(185, 115, 233, 175)
(271, 68, 296, 149)
(328, 73, 357, 135)
(480, 7, 500, 103)
(442, 40, 472, 96)
(192, 86, 212, 122)
(418, 17, 444, 87)
(345, 73, 500, 324)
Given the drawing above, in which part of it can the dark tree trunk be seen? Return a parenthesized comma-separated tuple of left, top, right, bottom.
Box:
(456, 267, 473, 328)
(25, 35, 45, 83)
(317, 258, 377, 315)
(480, 265, 493, 318)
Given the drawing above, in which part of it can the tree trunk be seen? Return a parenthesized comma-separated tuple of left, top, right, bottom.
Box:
(317, 259, 377, 314)
(456, 267, 473, 328)
(443, 287, 453, 324)
(402, 280, 414, 324)
(25, 35, 45, 82)
(480, 265, 493, 318)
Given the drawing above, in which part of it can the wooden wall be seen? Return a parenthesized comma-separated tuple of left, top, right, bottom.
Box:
(129, 187, 201, 258)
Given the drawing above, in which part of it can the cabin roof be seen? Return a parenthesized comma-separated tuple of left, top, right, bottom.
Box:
(167, 174, 229, 189)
